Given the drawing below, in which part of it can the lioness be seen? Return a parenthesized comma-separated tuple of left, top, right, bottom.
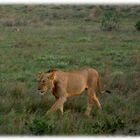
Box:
(37, 68, 110, 116)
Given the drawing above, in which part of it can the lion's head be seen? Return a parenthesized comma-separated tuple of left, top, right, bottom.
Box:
(37, 70, 56, 95)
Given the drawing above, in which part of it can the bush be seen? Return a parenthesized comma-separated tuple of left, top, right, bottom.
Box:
(101, 9, 119, 31)
(27, 117, 57, 135)
(135, 20, 140, 31)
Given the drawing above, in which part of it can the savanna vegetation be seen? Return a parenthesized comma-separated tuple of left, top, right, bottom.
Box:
(0, 5, 140, 135)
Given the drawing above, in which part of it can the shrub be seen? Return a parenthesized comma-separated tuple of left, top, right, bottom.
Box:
(101, 116, 126, 134)
(135, 20, 140, 31)
(101, 9, 119, 31)
(27, 117, 56, 135)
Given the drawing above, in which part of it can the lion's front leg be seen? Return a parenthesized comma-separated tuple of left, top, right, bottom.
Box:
(46, 96, 67, 116)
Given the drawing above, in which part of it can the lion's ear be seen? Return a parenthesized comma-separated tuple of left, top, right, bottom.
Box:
(37, 72, 43, 80)
(48, 72, 55, 80)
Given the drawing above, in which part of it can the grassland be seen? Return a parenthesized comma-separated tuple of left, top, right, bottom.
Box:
(0, 5, 140, 135)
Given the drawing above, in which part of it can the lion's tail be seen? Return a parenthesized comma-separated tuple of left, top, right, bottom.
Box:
(97, 75, 111, 94)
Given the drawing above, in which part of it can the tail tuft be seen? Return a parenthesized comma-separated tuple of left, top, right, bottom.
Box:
(97, 74, 111, 94)
(105, 90, 111, 94)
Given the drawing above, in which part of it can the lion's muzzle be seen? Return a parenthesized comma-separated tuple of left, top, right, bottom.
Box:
(39, 92, 45, 96)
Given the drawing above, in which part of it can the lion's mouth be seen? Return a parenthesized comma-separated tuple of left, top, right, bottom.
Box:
(38, 87, 52, 96)
(39, 90, 47, 95)
(39, 92, 45, 96)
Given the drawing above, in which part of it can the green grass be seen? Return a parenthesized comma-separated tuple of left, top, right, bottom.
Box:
(0, 5, 140, 135)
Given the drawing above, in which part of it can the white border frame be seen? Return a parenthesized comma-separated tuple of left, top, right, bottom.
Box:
(0, 0, 140, 4)
(0, 1, 139, 139)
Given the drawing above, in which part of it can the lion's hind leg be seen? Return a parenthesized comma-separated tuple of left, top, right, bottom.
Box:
(85, 88, 102, 116)
(92, 91, 102, 110)
(85, 89, 93, 116)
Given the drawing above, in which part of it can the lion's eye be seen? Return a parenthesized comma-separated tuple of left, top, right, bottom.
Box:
(42, 80, 45, 83)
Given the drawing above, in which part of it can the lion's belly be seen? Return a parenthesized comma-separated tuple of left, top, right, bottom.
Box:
(66, 76, 86, 96)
